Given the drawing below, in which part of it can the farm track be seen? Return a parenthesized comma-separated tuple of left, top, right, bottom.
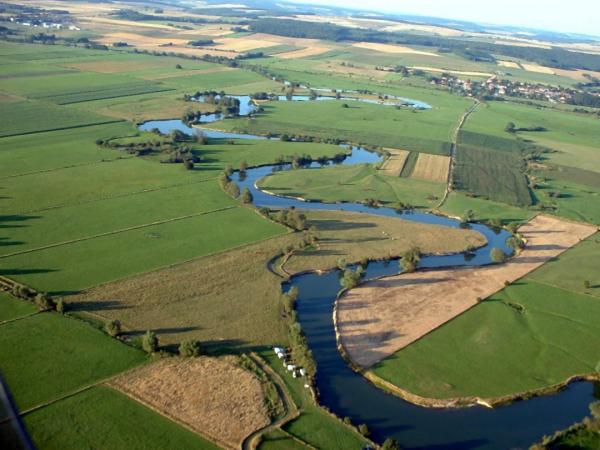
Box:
(0, 206, 237, 259)
(437, 99, 480, 208)
(241, 353, 314, 450)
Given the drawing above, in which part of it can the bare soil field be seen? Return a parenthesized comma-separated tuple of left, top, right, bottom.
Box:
(380, 149, 410, 176)
(497, 60, 520, 69)
(411, 153, 450, 183)
(110, 357, 270, 449)
(521, 63, 556, 74)
(336, 215, 597, 368)
(213, 37, 280, 52)
(352, 42, 439, 57)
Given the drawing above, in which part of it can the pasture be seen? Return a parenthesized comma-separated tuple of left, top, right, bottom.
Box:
(0, 309, 145, 410)
(258, 163, 446, 208)
(440, 192, 533, 223)
(0, 292, 36, 322)
(25, 387, 220, 450)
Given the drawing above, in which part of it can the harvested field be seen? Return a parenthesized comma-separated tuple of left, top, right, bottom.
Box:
(336, 215, 597, 368)
(409, 66, 493, 77)
(380, 149, 410, 176)
(110, 357, 270, 449)
(352, 42, 439, 57)
(521, 63, 555, 74)
(497, 60, 520, 69)
(411, 153, 450, 183)
(278, 46, 332, 59)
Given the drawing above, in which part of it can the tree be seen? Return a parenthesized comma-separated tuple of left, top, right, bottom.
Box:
(584, 280, 592, 289)
(505, 122, 516, 133)
(490, 247, 506, 263)
(56, 298, 65, 314)
(506, 236, 524, 252)
(170, 129, 187, 142)
(194, 129, 206, 144)
(591, 401, 600, 420)
(142, 330, 159, 353)
(382, 438, 402, 450)
(240, 187, 253, 204)
(400, 247, 421, 273)
(239, 160, 248, 173)
(175, 63, 182, 69)
(226, 182, 240, 198)
(179, 339, 201, 357)
(105, 319, 122, 337)
(340, 266, 364, 290)
(184, 159, 194, 170)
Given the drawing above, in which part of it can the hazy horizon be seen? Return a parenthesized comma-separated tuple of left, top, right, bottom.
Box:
(288, 0, 600, 37)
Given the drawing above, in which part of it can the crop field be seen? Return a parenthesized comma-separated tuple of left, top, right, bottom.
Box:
(439, 192, 533, 223)
(216, 98, 464, 154)
(0, 307, 146, 410)
(25, 387, 220, 450)
(411, 153, 450, 183)
(339, 215, 597, 369)
(380, 149, 410, 176)
(0, 292, 37, 322)
(110, 357, 270, 448)
(454, 142, 532, 206)
(259, 163, 446, 208)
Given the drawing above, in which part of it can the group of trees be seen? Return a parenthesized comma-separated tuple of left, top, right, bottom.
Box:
(340, 266, 365, 290)
(400, 247, 421, 273)
(272, 208, 307, 231)
(10, 283, 64, 313)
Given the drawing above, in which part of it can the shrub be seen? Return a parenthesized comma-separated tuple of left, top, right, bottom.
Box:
(490, 247, 506, 264)
(105, 319, 122, 337)
(584, 280, 592, 289)
(400, 247, 421, 273)
(184, 159, 194, 170)
(382, 438, 402, 450)
(358, 423, 370, 437)
(240, 187, 253, 204)
(343, 416, 352, 425)
(34, 293, 54, 311)
(179, 339, 201, 357)
(142, 330, 159, 353)
(56, 299, 65, 314)
(340, 266, 364, 290)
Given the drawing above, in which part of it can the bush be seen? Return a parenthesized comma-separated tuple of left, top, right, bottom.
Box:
(105, 319, 122, 337)
(584, 280, 592, 289)
(179, 339, 201, 357)
(55, 298, 65, 314)
(240, 187, 253, 204)
(184, 159, 194, 170)
(34, 293, 54, 311)
(358, 423, 370, 437)
(400, 247, 421, 273)
(382, 438, 402, 450)
(142, 330, 159, 353)
(340, 266, 364, 290)
(490, 247, 506, 264)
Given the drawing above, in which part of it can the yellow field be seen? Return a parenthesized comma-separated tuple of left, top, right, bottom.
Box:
(380, 149, 410, 177)
(411, 153, 450, 183)
(410, 66, 493, 77)
(110, 357, 270, 449)
(497, 60, 520, 69)
(352, 42, 439, 57)
(381, 23, 465, 37)
(279, 46, 332, 59)
(521, 63, 556, 74)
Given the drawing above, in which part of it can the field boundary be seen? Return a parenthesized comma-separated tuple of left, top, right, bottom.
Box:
(0, 120, 125, 139)
(0, 206, 237, 260)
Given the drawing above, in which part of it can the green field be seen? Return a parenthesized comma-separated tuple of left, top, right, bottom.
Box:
(372, 276, 600, 399)
(0, 306, 146, 410)
(259, 350, 368, 450)
(0, 292, 37, 322)
(212, 94, 470, 154)
(258, 164, 446, 208)
(25, 387, 220, 450)
(440, 192, 534, 223)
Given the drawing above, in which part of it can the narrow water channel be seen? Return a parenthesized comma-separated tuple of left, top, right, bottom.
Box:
(140, 113, 597, 450)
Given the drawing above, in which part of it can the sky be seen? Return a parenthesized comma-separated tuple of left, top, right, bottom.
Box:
(290, 0, 600, 37)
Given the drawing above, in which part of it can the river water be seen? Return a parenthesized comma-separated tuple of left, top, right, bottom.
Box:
(139, 105, 596, 449)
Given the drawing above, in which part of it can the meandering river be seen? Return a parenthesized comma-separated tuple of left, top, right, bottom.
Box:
(140, 97, 597, 449)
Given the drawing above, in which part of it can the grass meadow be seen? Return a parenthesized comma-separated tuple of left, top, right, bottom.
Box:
(25, 386, 220, 450)
(0, 305, 146, 410)
(258, 163, 446, 208)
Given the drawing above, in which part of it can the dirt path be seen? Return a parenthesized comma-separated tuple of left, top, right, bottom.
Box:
(241, 353, 308, 450)
(437, 99, 479, 208)
(336, 215, 597, 368)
